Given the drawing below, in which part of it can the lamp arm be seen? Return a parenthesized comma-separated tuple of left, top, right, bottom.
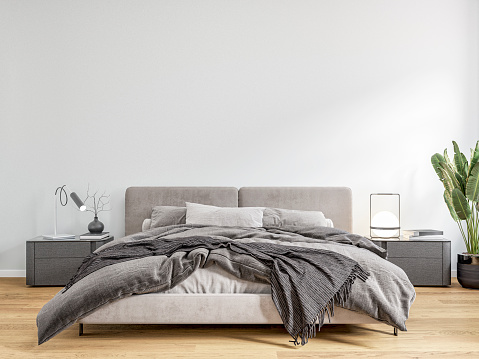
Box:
(55, 185, 69, 205)
(53, 185, 68, 236)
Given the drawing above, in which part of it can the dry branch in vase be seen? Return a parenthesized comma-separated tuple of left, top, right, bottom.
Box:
(83, 184, 111, 234)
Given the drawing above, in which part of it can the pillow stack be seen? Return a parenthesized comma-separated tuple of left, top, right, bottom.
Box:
(142, 203, 334, 230)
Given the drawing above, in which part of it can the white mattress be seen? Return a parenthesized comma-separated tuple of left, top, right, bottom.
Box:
(163, 266, 270, 294)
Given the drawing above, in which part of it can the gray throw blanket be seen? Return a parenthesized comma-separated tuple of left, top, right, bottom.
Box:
(37, 225, 415, 347)
(61, 236, 369, 346)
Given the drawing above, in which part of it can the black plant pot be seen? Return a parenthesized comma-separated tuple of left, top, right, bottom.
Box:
(88, 216, 104, 234)
(457, 254, 479, 289)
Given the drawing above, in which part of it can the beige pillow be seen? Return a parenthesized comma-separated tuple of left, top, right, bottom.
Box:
(185, 202, 263, 227)
(263, 208, 330, 227)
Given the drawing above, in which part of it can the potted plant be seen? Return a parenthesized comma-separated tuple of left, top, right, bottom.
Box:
(431, 141, 479, 288)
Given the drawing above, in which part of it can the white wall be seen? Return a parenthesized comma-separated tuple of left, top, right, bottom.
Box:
(1, 0, 478, 275)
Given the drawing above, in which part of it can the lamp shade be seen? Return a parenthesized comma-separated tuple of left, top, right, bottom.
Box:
(370, 193, 400, 239)
(371, 211, 399, 238)
(70, 192, 86, 211)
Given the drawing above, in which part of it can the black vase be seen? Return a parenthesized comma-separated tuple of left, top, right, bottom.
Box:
(457, 253, 479, 289)
(88, 216, 104, 234)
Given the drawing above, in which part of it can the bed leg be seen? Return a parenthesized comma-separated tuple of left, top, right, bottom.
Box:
(79, 323, 83, 336)
(394, 327, 398, 336)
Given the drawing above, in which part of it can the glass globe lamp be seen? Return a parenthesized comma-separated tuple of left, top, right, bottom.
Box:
(371, 211, 400, 238)
(370, 193, 400, 239)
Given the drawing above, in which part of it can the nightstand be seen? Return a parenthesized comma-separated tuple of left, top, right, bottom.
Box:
(372, 238, 451, 286)
(26, 236, 114, 286)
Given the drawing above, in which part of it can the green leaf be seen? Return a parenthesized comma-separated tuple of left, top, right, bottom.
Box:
(437, 167, 454, 194)
(466, 162, 479, 202)
(444, 190, 459, 221)
(431, 153, 446, 180)
(444, 148, 454, 170)
(469, 141, 479, 177)
(453, 141, 468, 179)
(439, 161, 461, 190)
(452, 188, 471, 220)
(455, 172, 465, 192)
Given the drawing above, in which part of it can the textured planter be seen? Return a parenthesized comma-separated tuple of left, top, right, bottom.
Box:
(457, 254, 479, 289)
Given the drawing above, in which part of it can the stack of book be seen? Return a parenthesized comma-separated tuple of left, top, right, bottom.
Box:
(402, 229, 444, 240)
(79, 232, 110, 240)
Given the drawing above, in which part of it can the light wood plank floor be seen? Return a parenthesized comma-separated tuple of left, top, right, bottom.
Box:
(0, 278, 478, 358)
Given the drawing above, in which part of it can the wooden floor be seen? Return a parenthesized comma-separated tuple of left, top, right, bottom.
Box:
(0, 278, 478, 358)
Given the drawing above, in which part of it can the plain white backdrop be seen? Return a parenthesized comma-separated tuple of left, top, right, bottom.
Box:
(1, 0, 478, 275)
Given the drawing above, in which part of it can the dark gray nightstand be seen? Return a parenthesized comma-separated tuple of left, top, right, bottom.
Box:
(26, 236, 114, 286)
(372, 238, 451, 286)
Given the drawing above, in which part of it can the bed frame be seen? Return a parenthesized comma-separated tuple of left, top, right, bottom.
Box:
(78, 187, 397, 336)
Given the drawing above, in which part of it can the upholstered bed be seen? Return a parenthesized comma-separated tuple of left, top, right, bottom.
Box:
(37, 187, 415, 345)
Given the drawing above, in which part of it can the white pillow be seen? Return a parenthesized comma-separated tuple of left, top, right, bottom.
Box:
(185, 202, 264, 227)
(325, 218, 334, 228)
(142, 218, 152, 231)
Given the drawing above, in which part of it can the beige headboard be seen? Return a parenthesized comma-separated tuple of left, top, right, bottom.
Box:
(125, 187, 238, 235)
(239, 187, 352, 233)
(125, 186, 352, 235)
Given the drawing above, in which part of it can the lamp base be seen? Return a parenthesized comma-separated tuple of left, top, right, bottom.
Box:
(42, 234, 76, 240)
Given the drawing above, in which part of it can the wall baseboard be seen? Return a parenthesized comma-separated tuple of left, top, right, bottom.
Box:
(0, 270, 26, 277)
(451, 270, 457, 278)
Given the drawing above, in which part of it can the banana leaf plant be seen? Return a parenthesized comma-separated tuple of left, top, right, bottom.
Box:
(431, 141, 479, 255)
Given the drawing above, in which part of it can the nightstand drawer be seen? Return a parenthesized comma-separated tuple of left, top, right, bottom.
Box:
(389, 257, 442, 286)
(34, 257, 84, 286)
(27, 236, 114, 286)
(372, 238, 451, 286)
(35, 242, 91, 258)
(387, 242, 442, 258)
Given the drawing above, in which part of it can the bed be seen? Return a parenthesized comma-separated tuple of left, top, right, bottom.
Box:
(37, 187, 415, 345)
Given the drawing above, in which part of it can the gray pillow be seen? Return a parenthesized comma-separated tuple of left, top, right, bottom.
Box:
(263, 208, 329, 227)
(150, 206, 187, 228)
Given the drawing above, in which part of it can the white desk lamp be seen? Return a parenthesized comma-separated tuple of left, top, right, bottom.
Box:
(43, 185, 86, 239)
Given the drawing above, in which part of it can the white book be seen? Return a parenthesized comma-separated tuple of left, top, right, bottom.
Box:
(402, 229, 443, 236)
(402, 234, 446, 241)
(79, 232, 110, 240)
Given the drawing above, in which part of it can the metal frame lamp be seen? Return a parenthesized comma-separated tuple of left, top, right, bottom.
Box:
(43, 185, 86, 239)
(370, 193, 400, 239)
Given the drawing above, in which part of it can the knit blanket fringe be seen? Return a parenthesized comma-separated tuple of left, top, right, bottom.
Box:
(290, 264, 369, 346)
